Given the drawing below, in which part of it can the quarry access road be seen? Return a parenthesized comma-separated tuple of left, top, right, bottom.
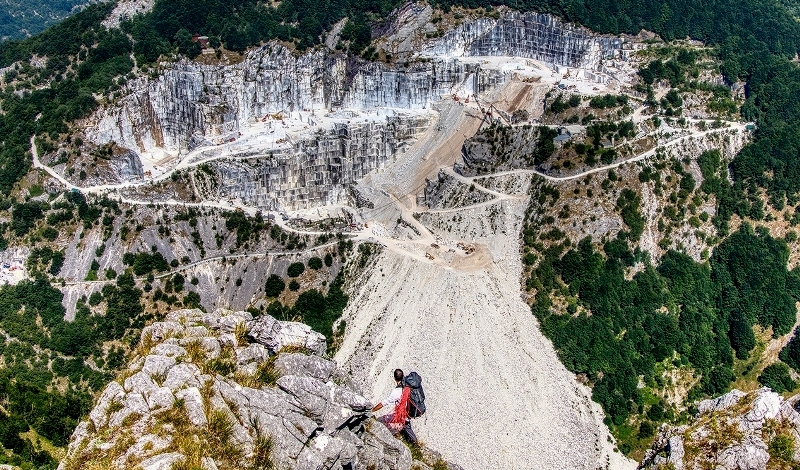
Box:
(31, 135, 78, 189)
(32, 136, 333, 239)
(471, 121, 747, 184)
(29, 154, 353, 249)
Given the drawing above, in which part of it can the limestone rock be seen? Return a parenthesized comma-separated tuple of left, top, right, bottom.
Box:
(247, 314, 327, 355)
(137, 452, 185, 470)
(274, 353, 336, 380)
(717, 435, 769, 470)
(58, 308, 446, 470)
(697, 389, 747, 415)
(641, 387, 800, 470)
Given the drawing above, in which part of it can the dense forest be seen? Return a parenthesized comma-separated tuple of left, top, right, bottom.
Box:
(532, 223, 800, 433)
(0, 0, 91, 41)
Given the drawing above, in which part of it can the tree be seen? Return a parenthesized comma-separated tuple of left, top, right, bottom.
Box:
(308, 257, 323, 270)
(287, 262, 305, 278)
(264, 274, 285, 297)
(728, 310, 755, 359)
(780, 331, 800, 372)
(758, 363, 796, 392)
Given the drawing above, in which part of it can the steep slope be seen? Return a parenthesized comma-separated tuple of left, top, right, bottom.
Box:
(333, 95, 634, 468)
(335, 206, 634, 469)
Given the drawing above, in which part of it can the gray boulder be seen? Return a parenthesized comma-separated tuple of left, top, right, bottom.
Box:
(247, 315, 326, 356)
(58, 308, 436, 470)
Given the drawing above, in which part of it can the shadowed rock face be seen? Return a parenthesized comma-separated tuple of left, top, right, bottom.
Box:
(58, 308, 419, 470)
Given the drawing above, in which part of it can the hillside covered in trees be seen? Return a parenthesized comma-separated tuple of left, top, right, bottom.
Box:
(0, 0, 92, 41)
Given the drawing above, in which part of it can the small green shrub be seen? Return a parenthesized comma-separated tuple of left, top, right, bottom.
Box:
(769, 434, 794, 461)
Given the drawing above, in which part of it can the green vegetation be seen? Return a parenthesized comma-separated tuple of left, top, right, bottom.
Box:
(758, 363, 795, 393)
(0, 271, 145, 466)
(308, 257, 323, 270)
(768, 433, 795, 462)
(224, 210, 266, 248)
(264, 274, 285, 298)
(531, 220, 799, 444)
(264, 273, 349, 352)
(0, 0, 92, 41)
(11, 201, 47, 236)
(122, 251, 170, 276)
(287, 262, 305, 278)
(589, 94, 628, 109)
(616, 188, 644, 241)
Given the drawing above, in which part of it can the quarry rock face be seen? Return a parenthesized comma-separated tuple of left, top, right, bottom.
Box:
(58, 308, 417, 470)
(641, 388, 800, 470)
(85, 6, 627, 211)
(422, 11, 624, 67)
(210, 112, 433, 211)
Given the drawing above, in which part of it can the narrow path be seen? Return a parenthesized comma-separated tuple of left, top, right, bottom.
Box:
(31, 117, 747, 275)
(468, 123, 746, 183)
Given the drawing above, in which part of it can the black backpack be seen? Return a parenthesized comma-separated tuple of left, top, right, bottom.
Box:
(403, 372, 426, 418)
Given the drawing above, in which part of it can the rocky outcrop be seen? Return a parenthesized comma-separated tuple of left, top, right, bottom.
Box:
(59, 308, 417, 470)
(640, 388, 800, 470)
(110, 148, 145, 181)
(102, 0, 155, 28)
(456, 124, 546, 175)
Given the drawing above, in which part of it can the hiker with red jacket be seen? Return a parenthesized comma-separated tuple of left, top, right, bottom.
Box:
(371, 368, 425, 445)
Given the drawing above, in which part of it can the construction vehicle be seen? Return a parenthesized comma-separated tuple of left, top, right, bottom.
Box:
(456, 241, 476, 255)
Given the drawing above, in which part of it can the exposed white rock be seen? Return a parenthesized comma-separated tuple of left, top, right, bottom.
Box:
(137, 452, 185, 470)
(697, 388, 747, 415)
(422, 11, 625, 67)
(102, 0, 155, 28)
(175, 387, 207, 426)
(247, 314, 327, 356)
